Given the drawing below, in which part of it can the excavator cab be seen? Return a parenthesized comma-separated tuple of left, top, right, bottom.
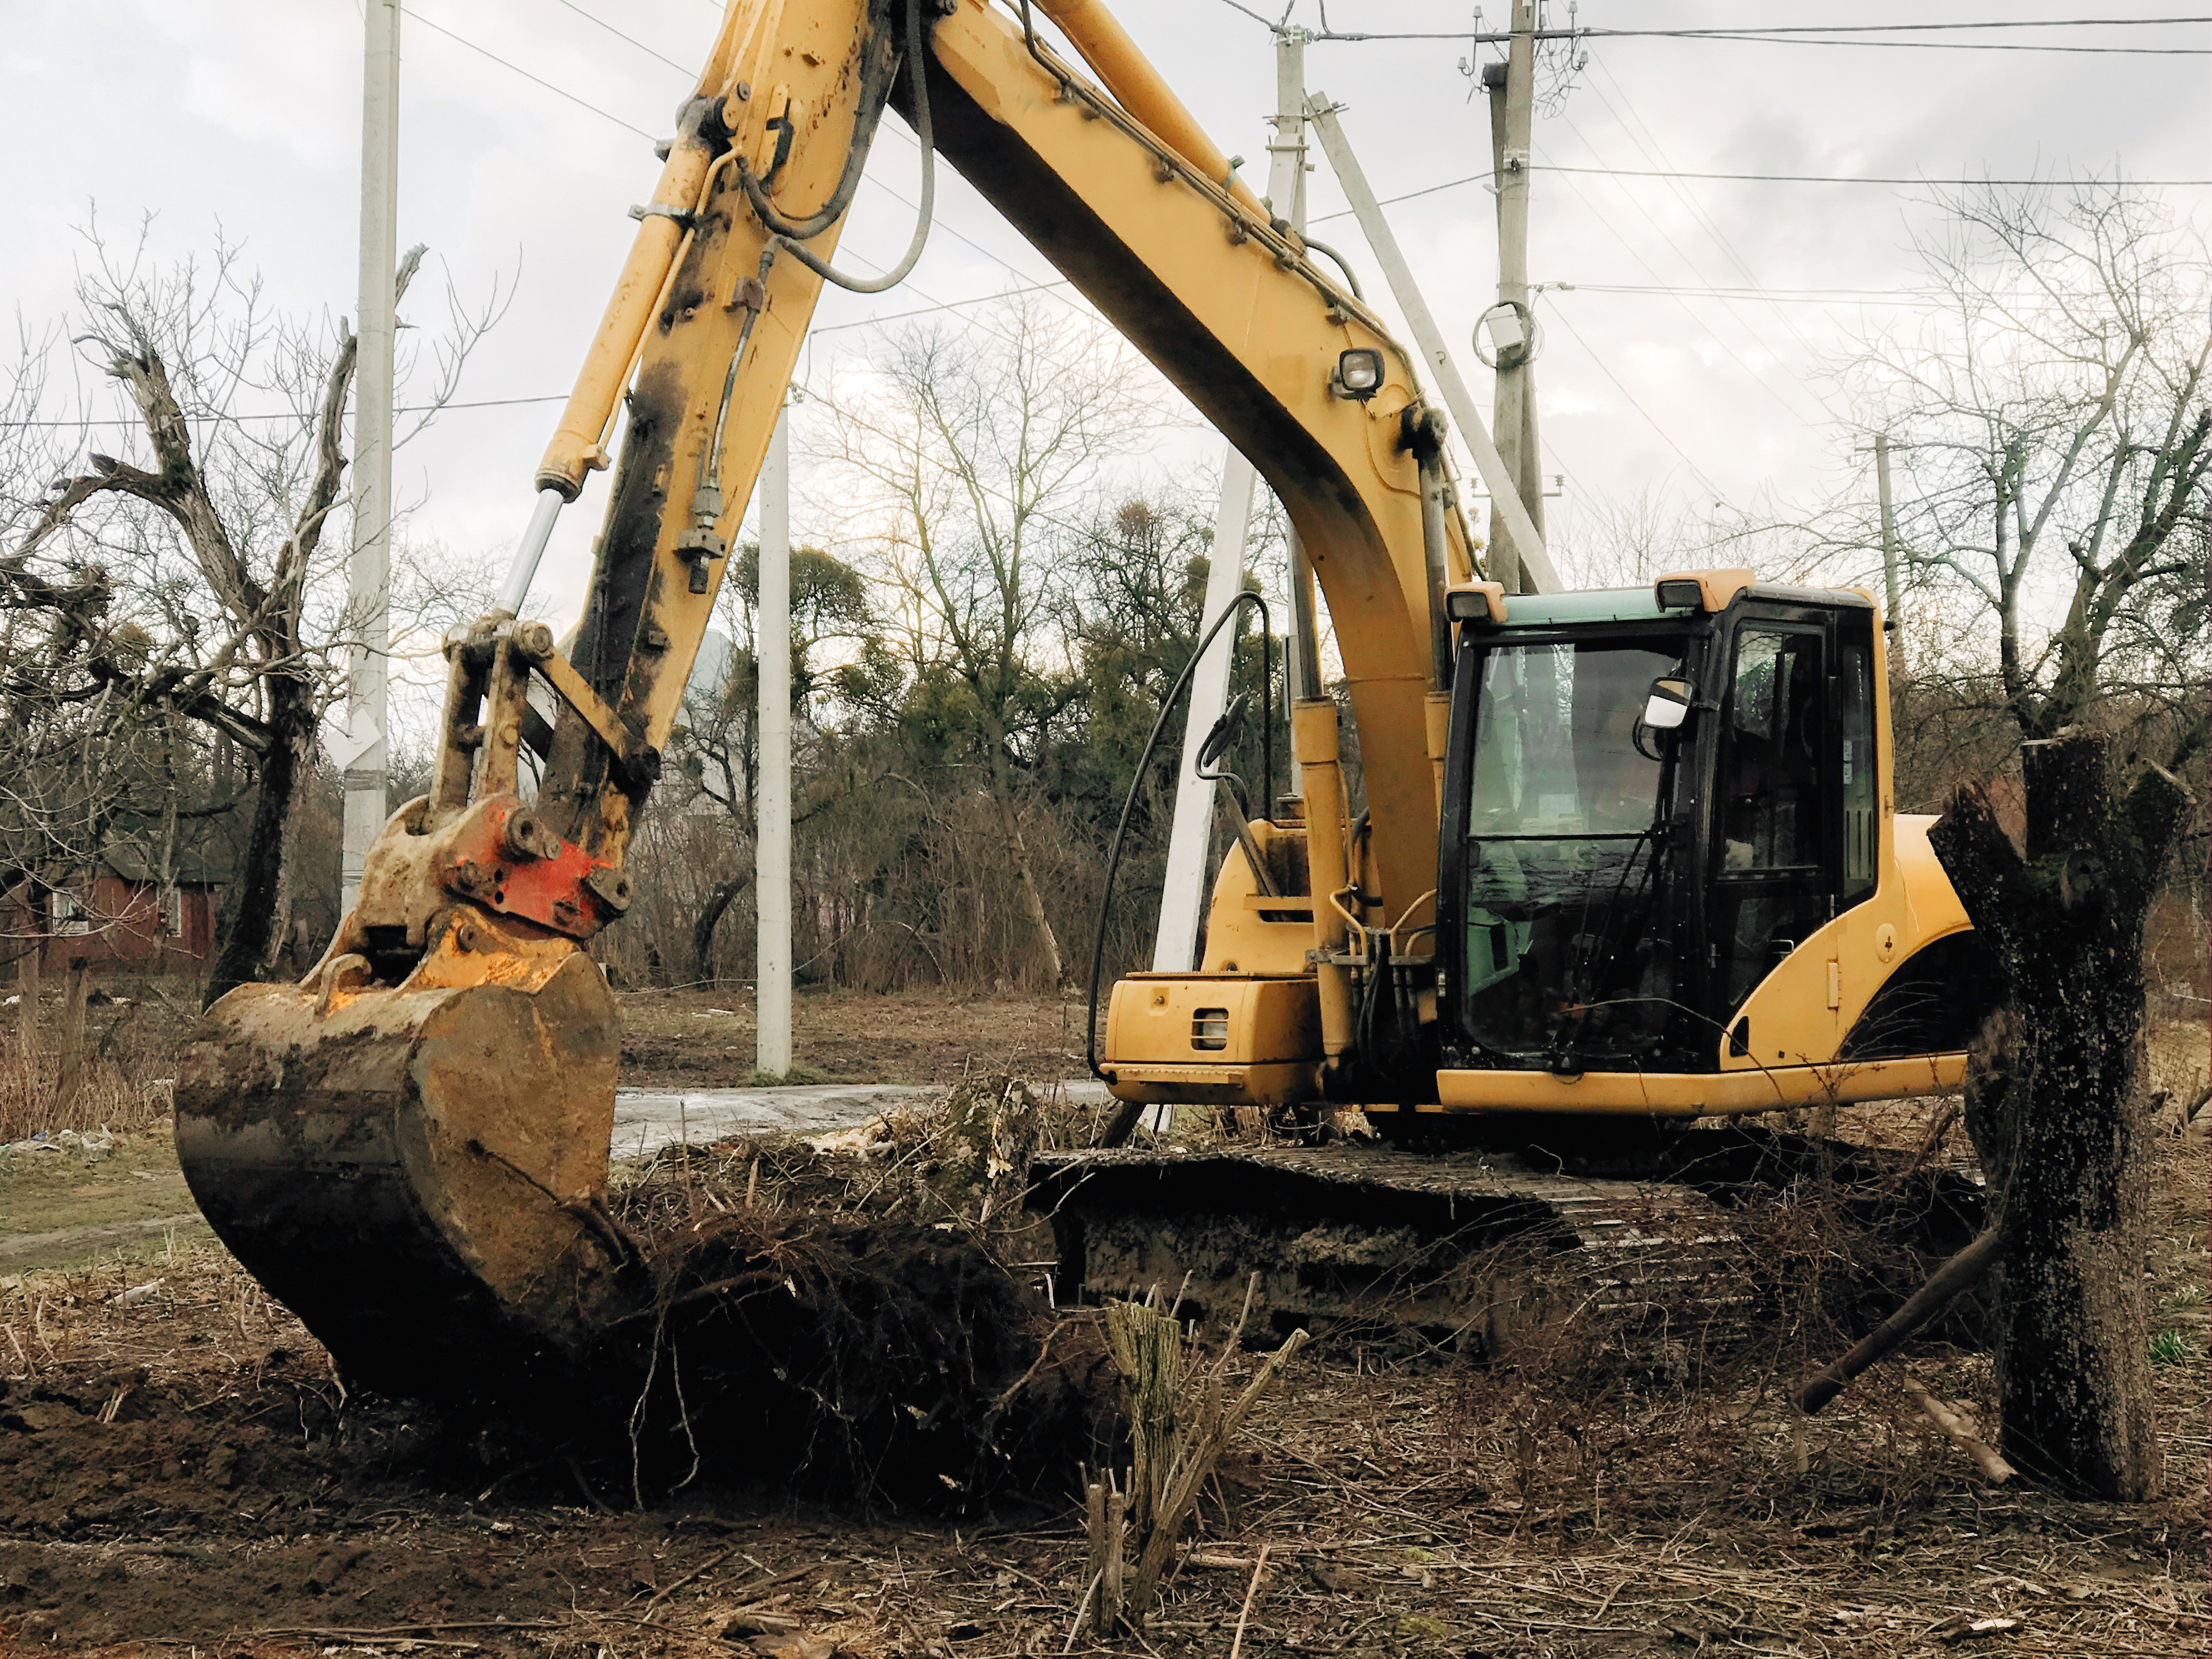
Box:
(1440, 572, 1881, 1077)
(1424, 569, 1994, 1119)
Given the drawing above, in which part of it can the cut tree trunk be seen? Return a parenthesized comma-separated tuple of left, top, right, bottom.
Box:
(1927, 732, 2192, 1499)
(206, 672, 320, 1007)
(52, 960, 90, 1118)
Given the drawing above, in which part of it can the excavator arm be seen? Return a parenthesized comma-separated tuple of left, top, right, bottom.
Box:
(174, 0, 1477, 1397)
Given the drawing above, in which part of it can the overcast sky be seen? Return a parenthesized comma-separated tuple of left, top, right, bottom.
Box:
(5, 1, 2206, 627)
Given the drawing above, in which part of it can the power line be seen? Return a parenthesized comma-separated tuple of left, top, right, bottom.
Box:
(1532, 144, 1830, 431)
(1568, 69, 1836, 395)
(1543, 301, 1728, 506)
(1310, 167, 2210, 224)
(400, 7, 655, 139)
(1, 395, 569, 430)
(2, 283, 1087, 430)
(546, 0, 696, 76)
(1579, 14, 2212, 32)
(1230, 8, 2212, 52)
(1553, 284, 1950, 307)
(1543, 164, 2212, 184)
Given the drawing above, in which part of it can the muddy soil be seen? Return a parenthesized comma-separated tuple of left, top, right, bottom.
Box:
(1, 1232, 2205, 1659)
(0, 1014, 2204, 1657)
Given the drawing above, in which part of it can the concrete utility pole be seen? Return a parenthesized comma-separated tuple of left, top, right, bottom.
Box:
(1268, 28, 1322, 799)
(1480, 0, 1546, 594)
(1150, 27, 1309, 974)
(1305, 95, 1556, 592)
(757, 402, 793, 1077)
(1873, 432, 1906, 670)
(341, 0, 402, 916)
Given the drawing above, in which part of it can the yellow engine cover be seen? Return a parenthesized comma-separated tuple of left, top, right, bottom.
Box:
(1102, 975, 1320, 1106)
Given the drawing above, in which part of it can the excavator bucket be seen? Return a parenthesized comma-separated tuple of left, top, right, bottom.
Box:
(174, 909, 640, 1401)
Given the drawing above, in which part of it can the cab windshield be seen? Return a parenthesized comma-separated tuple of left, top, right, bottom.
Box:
(1460, 637, 1686, 1068)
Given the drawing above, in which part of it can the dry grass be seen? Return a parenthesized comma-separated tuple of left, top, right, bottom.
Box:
(0, 1038, 171, 1145)
(0, 979, 190, 1143)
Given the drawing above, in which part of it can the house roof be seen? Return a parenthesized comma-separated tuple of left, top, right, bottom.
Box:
(98, 844, 232, 887)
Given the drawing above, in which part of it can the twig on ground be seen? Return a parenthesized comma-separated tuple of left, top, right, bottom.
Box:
(639, 1542, 740, 1614)
(1226, 1542, 1270, 1659)
(1064, 1568, 1103, 1653)
(1796, 1228, 2001, 1413)
(1901, 1378, 2015, 1485)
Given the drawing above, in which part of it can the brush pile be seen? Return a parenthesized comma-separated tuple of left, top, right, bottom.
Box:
(567, 1075, 1117, 1504)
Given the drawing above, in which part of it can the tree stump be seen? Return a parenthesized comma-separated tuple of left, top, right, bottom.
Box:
(1928, 733, 2192, 1499)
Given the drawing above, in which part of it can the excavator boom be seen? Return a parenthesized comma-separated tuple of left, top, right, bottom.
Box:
(175, 0, 1473, 1395)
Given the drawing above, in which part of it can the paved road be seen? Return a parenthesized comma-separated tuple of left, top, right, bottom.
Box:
(0, 1080, 1113, 1272)
(609, 1077, 1111, 1160)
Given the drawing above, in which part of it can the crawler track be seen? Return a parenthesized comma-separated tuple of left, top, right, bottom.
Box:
(1028, 1127, 1983, 1360)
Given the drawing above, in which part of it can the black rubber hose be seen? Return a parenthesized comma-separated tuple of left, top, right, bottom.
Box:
(1088, 590, 1272, 1148)
(765, 0, 936, 294)
(737, 0, 899, 244)
(1300, 236, 1365, 301)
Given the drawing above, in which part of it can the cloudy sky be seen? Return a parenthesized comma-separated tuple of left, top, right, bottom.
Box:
(4, 1, 2205, 625)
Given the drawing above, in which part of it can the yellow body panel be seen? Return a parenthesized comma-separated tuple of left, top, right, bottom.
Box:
(1196, 821, 1318, 978)
(1432, 1054, 1965, 1116)
(1104, 975, 1321, 1105)
(1722, 814, 1971, 1072)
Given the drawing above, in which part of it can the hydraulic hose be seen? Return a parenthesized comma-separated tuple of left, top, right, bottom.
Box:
(1087, 590, 1273, 1143)
(736, 0, 899, 243)
(760, 0, 937, 296)
(1300, 236, 1365, 301)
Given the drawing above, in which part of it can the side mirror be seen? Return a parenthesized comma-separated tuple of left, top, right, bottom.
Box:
(1643, 676, 1693, 731)
(1198, 692, 1250, 771)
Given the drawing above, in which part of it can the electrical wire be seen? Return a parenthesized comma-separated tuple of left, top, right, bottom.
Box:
(545, 0, 696, 76)
(1555, 285, 1956, 307)
(1547, 110, 1837, 419)
(1582, 57, 1830, 370)
(1309, 167, 2210, 225)
(1543, 299, 1728, 505)
(1210, 6, 2212, 52)
(399, 7, 656, 139)
(1540, 164, 2212, 184)
(1532, 144, 1830, 430)
(1, 285, 1088, 431)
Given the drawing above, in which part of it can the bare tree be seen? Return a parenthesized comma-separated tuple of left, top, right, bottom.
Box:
(1837, 180, 2208, 1498)
(3, 220, 501, 1002)
(815, 297, 1160, 988)
(668, 541, 879, 980)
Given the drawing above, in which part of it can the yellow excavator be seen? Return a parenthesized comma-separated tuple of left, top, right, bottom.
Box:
(176, 0, 1990, 1392)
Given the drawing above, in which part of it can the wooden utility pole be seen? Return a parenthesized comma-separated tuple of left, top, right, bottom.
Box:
(342, 0, 401, 915)
(1873, 432, 1906, 670)
(1481, 0, 1545, 594)
(757, 402, 793, 1077)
